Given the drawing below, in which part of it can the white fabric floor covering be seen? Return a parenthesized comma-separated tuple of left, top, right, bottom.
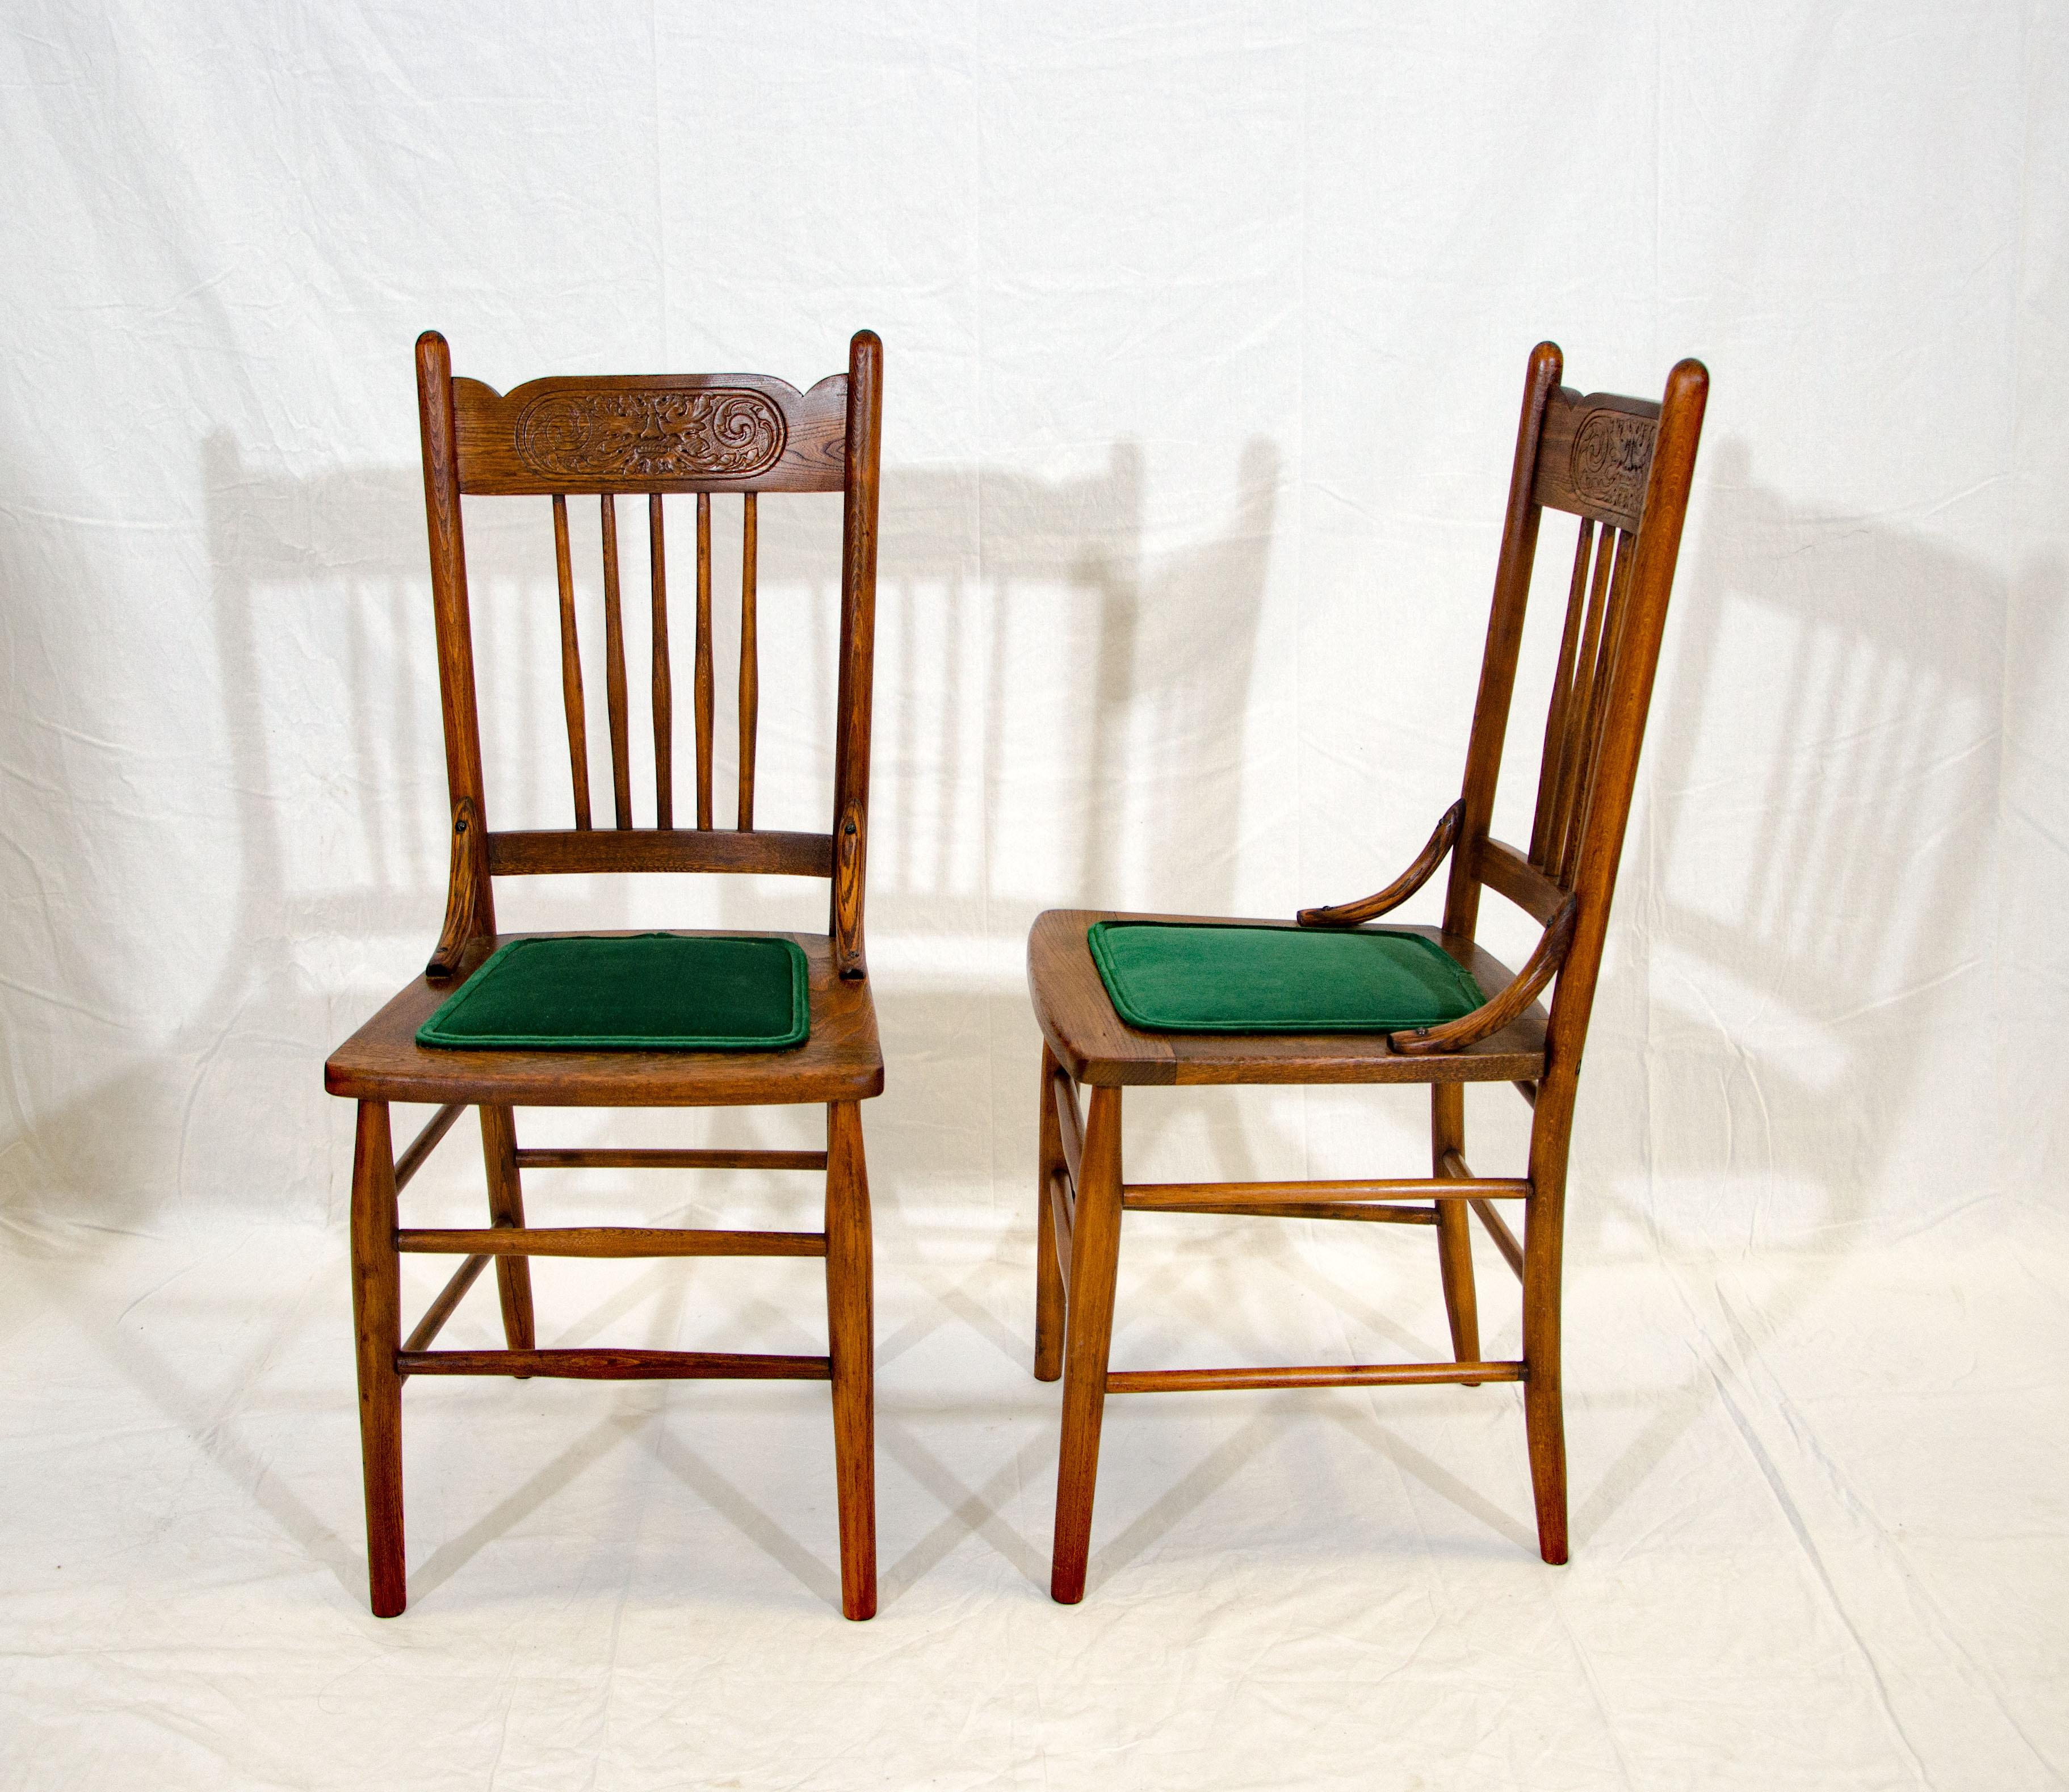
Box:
(5, 1185, 2062, 1789)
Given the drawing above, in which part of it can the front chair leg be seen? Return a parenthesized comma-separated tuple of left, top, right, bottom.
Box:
(479, 1103, 535, 1367)
(825, 1099, 877, 1619)
(349, 1100, 406, 1617)
(1430, 1084, 1482, 1374)
(1050, 1084, 1124, 1605)
(1033, 1046, 1067, 1382)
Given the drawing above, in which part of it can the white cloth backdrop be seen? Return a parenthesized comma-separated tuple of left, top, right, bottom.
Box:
(3, 3, 2065, 1786)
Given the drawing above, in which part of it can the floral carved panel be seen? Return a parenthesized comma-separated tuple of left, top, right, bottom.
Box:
(515, 388, 788, 481)
(1568, 409, 1655, 518)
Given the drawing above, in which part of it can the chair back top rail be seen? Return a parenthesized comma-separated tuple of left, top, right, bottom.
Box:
(451, 372, 850, 494)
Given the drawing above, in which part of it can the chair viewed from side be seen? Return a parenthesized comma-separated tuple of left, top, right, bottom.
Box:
(1027, 342, 1709, 1602)
(324, 329, 885, 1619)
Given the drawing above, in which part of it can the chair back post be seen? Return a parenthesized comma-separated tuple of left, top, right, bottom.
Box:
(417, 329, 497, 962)
(1538, 358, 1709, 1086)
(1439, 342, 1564, 945)
(829, 329, 884, 981)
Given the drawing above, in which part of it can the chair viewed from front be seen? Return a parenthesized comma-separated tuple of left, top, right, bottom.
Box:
(1027, 343, 1709, 1602)
(324, 329, 884, 1619)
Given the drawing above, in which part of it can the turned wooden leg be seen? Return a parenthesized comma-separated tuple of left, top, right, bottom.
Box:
(825, 1100, 877, 1620)
(1050, 1084, 1123, 1605)
(1033, 1046, 1067, 1382)
(1521, 1175, 1569, 1564)
(1431, 1083, 1482, 1374)
(479, 1104, 535, 1371)
(349, 1099, 407, 1617)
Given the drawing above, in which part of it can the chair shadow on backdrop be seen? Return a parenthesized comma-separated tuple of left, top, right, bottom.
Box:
(7, 421, 2042, 1605)
(1551, 438, 2061, 1545)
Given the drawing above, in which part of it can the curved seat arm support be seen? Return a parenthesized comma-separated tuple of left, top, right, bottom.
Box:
(1390, 893, 1577, 1056)
(1296, 801, 1463, 929)
(426, 796, 490, 980)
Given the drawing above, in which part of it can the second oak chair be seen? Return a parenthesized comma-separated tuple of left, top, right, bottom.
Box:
(325, 329, 884, 1619)
(1027, 342, 1709, 1602)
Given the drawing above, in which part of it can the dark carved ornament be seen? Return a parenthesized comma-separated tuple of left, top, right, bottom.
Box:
(516, 388, 787, 480)
(1569, 409, 1654, 517)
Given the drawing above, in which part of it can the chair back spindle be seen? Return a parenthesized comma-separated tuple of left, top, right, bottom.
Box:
(694, 492, 715, 829)
(415, 330, 883, 977)
(739, 493, 759, 829)
(599, 493, 633, 828)
(549, 493, 591, 831)
(649, 494, 673, 828)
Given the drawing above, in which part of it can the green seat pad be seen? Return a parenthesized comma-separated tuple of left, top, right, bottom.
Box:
(417, 933, 809, 1051)
(1087, 920, 1484, 1034)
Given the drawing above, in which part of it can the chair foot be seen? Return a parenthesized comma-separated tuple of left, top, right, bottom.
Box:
(826, 1101, 877, 1620)
(1525, 1375, 1569, 1564)
(350, 1100, 408, 1617)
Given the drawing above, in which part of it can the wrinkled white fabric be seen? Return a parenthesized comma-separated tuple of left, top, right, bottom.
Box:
(2, 3, 2065, 1787)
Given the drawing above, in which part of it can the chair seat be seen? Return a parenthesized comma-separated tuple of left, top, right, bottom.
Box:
(1029, 909, 1547, 1088)
(326, 930, 882, 1107)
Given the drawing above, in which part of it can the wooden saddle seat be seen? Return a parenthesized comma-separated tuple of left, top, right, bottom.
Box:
(1027, 342, 1710, 1604)
(326, 930, 883, 1110)
(1029, 910, 1546, 1089)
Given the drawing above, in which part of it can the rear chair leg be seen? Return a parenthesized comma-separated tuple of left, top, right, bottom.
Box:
(349, 1100, 406, 1617)
(479, 1104, 535, 1371)
(1050, 1084, 1124, 1605)
(1430, 1084, 1482, 1375)
(825, 1100, 877, 1619)
(1521, 1188, 1569, 1564)
(1033, 1046, 1067, 1382)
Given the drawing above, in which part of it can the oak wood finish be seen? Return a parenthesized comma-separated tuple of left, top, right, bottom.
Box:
(1033, 1046, 1067, 1381)
(1120, 1177, 1526, 1206)
(325, 329, 885, 1620)
(399, 1349, 831, 1380)
(650, 493, 673, 829)
(397, 1227, 829, 1258)
(738, 494, 759, 829)
(486, 826, 832, 879)
(1028, 344, 1708, 1597)
(1106, 1362, 1525, 1394)
(514, 1147, 827, 1171)
(349, 1101, 405, 1618)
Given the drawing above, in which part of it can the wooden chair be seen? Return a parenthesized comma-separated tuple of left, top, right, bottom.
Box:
(325, 329, 884, 1619)
(1028, 343, 1709, 1601)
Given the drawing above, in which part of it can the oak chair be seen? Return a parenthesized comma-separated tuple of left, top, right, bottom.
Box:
(325, 329, 884, 1619)
(1029, 343, 1709, 1602)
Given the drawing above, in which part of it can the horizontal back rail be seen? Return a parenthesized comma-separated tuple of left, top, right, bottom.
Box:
(1474, 837, 1568, 925)
(451, 372, 850, 494)
(486, 827, 833, 878)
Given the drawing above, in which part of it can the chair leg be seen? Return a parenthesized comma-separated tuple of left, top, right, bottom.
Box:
(1521, 1180, 1569, 1564)
(1430, 1084, 1482, 1373)
(1033, 1046, 1067, 1382)
(479, 1104, 535, 1369)
(349, 1100, 407, 1617)
(1050, 1083, 1124, 1605)
(825, 1099, 877, 1620)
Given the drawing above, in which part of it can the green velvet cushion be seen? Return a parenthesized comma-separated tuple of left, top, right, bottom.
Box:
(1086, 920, 1484, 1034)
(416, 933, 809, 1051)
